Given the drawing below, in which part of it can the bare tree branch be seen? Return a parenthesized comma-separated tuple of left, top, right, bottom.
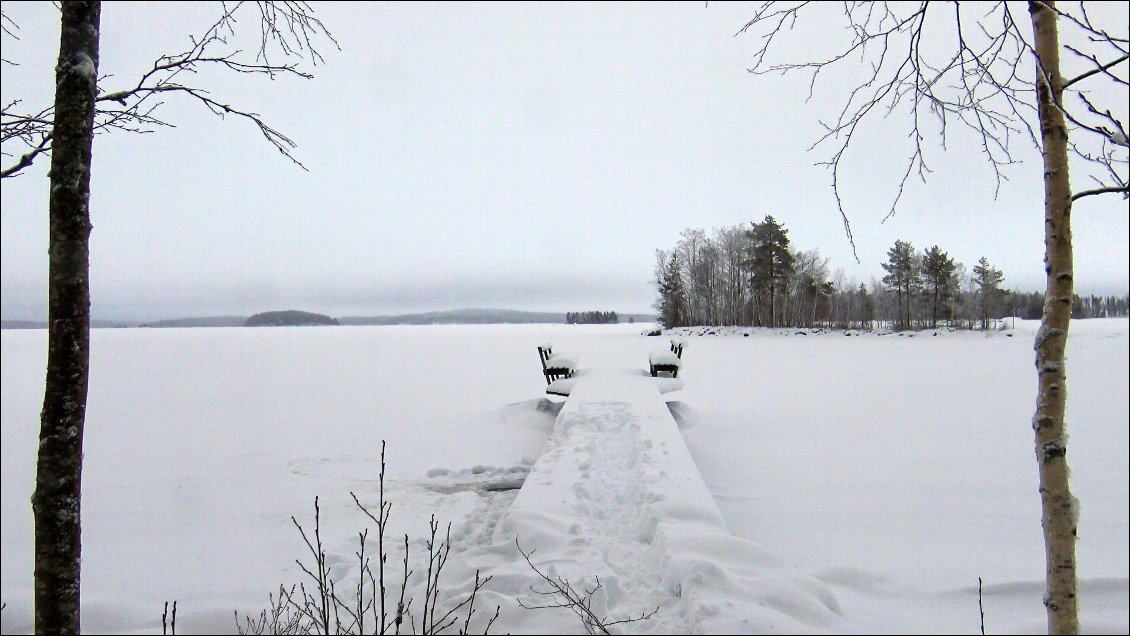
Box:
(1031, 34, 1128, 198)
(1062, 51, 1129, 89)
(515, 539, 658, 635)
(1042, 1, 1129, 51)
(734, 2, 1048, 259)
(1, 9, 20, 66)
(736, 1, 1126, 256)
(240, 0, 339, 66)
(1072, 184, 1129, 201)
(1, 10, 18, 38)
(1, 1, 337, 178)
(736, 7, 1125, 631)
(0, 132, 51, 178)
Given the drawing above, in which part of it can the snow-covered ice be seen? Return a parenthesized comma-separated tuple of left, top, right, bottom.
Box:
(1, 320, 1127, 634)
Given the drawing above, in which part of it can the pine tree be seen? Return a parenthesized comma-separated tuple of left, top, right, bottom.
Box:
(655, 252, 687, 328)
(858, 283, 875, 330)
(972, 256, 1006, 330)
(921, 245, 958, 328)
(881, 240, 920, 330)
(746, 215, 795, 327)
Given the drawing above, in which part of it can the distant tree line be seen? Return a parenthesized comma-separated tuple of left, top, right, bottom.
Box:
(653, 217, 1129, 330)
(1068, 295, 1130, 319)
(566, 310, 619, 325)
(1001, 292, 1130, 321)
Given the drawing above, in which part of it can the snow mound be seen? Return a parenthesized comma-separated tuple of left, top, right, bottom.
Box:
(544, 354, 578, 371)
(420, 464, 530, 494)
(648, 348, 681, 365)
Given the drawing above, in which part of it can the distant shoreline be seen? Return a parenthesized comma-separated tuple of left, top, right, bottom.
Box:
(2, 308, 657, 330)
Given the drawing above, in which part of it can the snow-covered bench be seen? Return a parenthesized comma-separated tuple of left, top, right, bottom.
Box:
(538, 343, 578, 385)
(649, 338, 684, 378)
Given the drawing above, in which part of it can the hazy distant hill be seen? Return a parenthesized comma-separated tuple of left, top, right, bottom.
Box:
(0, 320, 44, 330)
(4, 309, 657, 329)
(245, 310, 339, 327)
(340, 308, 562, 325)
(1, 319, 132, 329)
(141, 316, 246, 328)
(339, 308, 656, 325)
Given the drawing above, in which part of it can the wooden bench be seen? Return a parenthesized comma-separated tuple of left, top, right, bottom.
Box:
(538, 343, 578, 385)
(649, 338, 684, 378)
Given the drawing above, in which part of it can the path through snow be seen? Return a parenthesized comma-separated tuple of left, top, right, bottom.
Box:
(426, 369, 845, 634)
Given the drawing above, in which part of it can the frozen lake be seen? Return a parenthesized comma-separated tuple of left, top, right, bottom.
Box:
(2, 320, 1127, 633)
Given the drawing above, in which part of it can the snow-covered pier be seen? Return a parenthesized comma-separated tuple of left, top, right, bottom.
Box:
(435, 368, 843, 633)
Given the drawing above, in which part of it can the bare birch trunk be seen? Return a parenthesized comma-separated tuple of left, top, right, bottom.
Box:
(1028, 2, 1078, 633)
(32, 2, 101, 633)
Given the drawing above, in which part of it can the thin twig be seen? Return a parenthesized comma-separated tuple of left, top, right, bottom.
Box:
(978, 576, 985, 636)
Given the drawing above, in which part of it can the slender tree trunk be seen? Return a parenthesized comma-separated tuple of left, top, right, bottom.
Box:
(769, 283, 776, 327)
(897, 286, 904, 329)
(32, 2, 100, 633)
(1028, 2, 1078, 633)
(903, 282, 909, 329)
(904, 281, 910, 329)
(932, 286, 939, 329)
(894, 285, 904, 332)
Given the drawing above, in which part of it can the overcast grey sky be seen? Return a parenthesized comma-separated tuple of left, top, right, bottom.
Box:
(2, 1, 1127, 321)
